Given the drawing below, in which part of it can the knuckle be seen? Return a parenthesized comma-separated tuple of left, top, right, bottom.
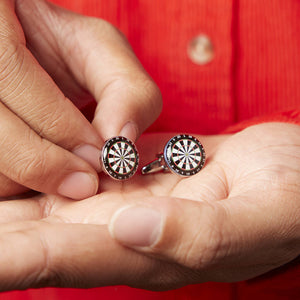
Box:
(12, 138, 54, 186)
(181, 230, 223, 270)
(34, 226, 62, 288)
(87, 17, 127, 41)
(177, 206, 229, 270)
(141, 78, 163, 116)
(34, 223, 90, 289)
(14, 155, 43, 186)
(196, 224, 226, 268)
(0, 222, 59, 289)
(70, 15, 125, 44)
(119, 77, 162, 117)
(35, 98, 74, 147)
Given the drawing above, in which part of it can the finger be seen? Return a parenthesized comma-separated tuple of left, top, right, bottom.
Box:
(0, 173, 28, 197)
(0, 221, 127, 290)
(16, 0, 162, 142)
(0, 193, 72, 223)
(0, 197, 42, 223)
(109, 193, 300, 282)
(0, 220, 191, 291)
(0, 102, 98, 199)
(0, 0, 103, 173)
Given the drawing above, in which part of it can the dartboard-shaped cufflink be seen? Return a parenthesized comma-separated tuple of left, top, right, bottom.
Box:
(100, 136, 139, 180)
(142, 134, 205, 177)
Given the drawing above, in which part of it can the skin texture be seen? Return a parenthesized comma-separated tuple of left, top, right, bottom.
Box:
(0, 0, 161, 198)
(0, 123, 299, 291)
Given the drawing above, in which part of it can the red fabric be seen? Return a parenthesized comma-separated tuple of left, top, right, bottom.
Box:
(57, 0, 300, 136)
(2, 0, 299, 299)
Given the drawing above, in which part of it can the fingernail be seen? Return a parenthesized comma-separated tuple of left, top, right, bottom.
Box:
(72, 144, 101, 172)
(58, 172, 98, 199)
(109, 206, 162, 247)
(119, 122, 138, 142)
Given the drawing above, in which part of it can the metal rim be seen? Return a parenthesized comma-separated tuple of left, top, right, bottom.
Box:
(163, 134, 205, 176)
(101, 136, 139, 180)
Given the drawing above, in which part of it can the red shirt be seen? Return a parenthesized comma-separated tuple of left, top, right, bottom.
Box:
(3, 0, 299, 299)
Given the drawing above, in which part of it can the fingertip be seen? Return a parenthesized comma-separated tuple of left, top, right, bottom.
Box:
(57, 172, 99, 200)
(109, 206, 162, 248)
(91, 77, 162, 143)
(72, 144, 102, 173)
(119, 121, 139, 142)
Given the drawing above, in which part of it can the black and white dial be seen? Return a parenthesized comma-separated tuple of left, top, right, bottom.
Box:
(101, 136, 139, 180)
(164, 134, 205, 176)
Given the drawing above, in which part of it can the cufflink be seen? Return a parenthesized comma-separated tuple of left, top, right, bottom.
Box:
(142, 134, 205, 177)
(100, 136, 139, 180)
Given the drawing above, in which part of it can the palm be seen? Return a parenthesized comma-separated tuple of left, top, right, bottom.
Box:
(41, 133, 229, 222)
(0, 124, 299, 291)
(0, 133, 220, 221)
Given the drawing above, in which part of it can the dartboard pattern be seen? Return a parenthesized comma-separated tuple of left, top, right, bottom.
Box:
(164, 134, 205, 176)
(101, 136, 139, 180)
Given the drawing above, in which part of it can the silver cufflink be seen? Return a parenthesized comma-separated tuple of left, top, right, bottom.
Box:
(142, 134, 205, 177)
(100, 136, 139, 180)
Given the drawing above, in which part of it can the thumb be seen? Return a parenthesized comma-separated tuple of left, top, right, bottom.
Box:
(108, 197, 228, 269)
(108, 195, 299, 281)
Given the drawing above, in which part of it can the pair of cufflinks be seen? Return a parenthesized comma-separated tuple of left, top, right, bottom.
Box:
(100, 134, 206, 180)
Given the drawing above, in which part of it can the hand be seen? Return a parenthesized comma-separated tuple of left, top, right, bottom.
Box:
(0, 123, 298, 291)
(108, 123, 300, 286)
(0, 0, 161, 198)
